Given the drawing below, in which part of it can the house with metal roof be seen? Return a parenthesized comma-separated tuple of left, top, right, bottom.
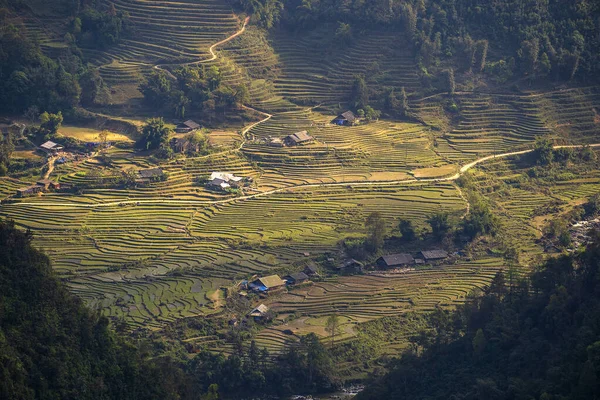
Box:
(39, 140, 64, 153)
(285, 272, 309, 285)
(419, 250, 449, 262)
(175, 120, 201, 133)
(248, 304, 270, 318)
(284, 130, 314, 146)
(332, 111, 357, 126)
(249, 275, 286, 292)
(377, 253, 415, 268)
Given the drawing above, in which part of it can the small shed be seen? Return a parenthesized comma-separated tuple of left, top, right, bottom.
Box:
(175, 120, 201, 133)
(16, 185, 44, 198)
(40, 141, 64, 154)
(36, 180, 60, 190)
(268, 137, 284, 147)
(304, 263, 319, 276)
(137, 168, 164, 182)
(332, 111, 357, 126)
(420, 250, 449, 262)
(171, 137, 200, 153)
(377, 253, 414, 269)
(285, 272, 309, 285)
(337, 259, 364, 274)
(284, 131, 314, 146)
(248, 304, 270, 319)
(206, 172, 243, 191)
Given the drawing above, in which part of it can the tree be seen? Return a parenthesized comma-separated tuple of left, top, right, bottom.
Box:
(39, 111, 63, 137)
(398, 218, 415, 241)
(365, 211, 386, 252)
(519, 39, 540, 76)
(351, 75, 369, 110)
(201, 384, 220, 400)
(399, 87, 409, 117)
(474, 40, 488, 73)
(445, 68, 455, 96)
(534, 137, 554, 165)
(363, 106, 381, 122)
(139, 117, 172, 150)
(427, 212, 451, 240)
(472, 329, 486, 357)
(97, 130, 109, 154)
(335, 22, 352, 44)
(325, 314, 340, 345)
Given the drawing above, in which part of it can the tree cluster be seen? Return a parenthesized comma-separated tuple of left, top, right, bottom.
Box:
(358, 231, 600, 400)
(140, 65, 249, 121)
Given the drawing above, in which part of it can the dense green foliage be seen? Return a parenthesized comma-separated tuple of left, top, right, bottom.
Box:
(138, 117, 172, 151)
(0, 220, 187, 400)
(76, 5, 131, 49)
(0, 23, 80, 113)
(280, 0, 599, 83)
(140, 66, 249, 120)
(358, 232, 600, 400)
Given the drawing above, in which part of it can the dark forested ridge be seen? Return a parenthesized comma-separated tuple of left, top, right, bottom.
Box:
(357, 231, 600, 400)
(0, 220, 188, 400)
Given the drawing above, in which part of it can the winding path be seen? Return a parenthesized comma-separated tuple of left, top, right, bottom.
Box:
(15, 144, 600, 209)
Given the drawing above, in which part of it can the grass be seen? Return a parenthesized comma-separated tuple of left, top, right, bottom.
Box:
(59, 126, 134, 142)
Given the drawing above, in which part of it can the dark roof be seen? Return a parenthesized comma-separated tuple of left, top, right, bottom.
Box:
(304, 264, 318, 274)
(288, 272, 309, 282)
(420, 250, 448, 260)
(379, 253, 414, 267)
(286, 131, 313, 144)
(138, 168, 164, 178)
(339, 111, 356, 121)
(180, 120, 200, 129)
(339, 259, 364, 269)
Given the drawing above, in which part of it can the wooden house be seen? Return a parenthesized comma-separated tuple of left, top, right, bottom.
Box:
(377, 253, 414, 269)
(248, 304, 270, 320)
(249, 275, 286, 293)
(16, 185, 44, 197)
(332, 111, 357, 126)
(419, 250, 448, 262)
(175, 120, 201, 133)
(337, 259, 364, 274)
(304, 263, 319, 276)
(285, 272, 309, 285)
(137, 168, 164, 183)
(284, 131, 314, 146)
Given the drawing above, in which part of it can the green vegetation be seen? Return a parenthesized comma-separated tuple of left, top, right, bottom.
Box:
(0, 220, 185, 399)
(358, 233, 600, 400)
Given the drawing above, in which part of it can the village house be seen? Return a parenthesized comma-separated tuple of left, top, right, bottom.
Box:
(336, 259, 364, 274)
(284, 131, 314, 146)
(332, 111, 357, 126)
(39, 140, 64, 154)
(15, 185, 44, 198)
(419, 249, 449, 263)
(36, 179, 61, 191)
(175, 120, 201, 133)
(377, 253, 415, 269)
(267, 137, 284, 147)
(285, 272, 309, 285)
(171, 137, 200, 153)
(248, 304, 270, 320)
(249, 275, 286, 293)
(206, 172, 244, 191)
(137, 168, 165, 183)
(304, 263, 319, 277)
